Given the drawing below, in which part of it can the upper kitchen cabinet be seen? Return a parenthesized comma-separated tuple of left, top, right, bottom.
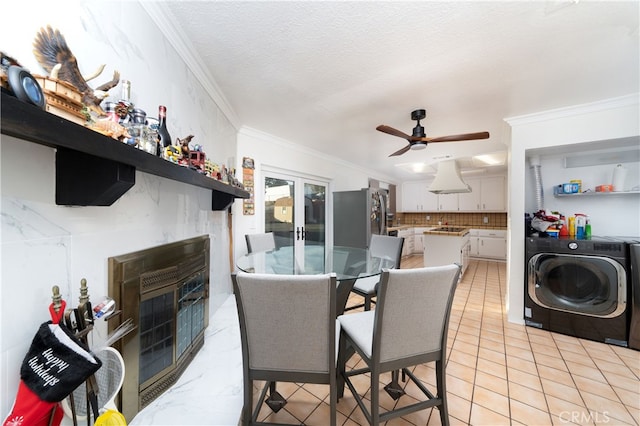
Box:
(458, 176, 506, 212)
(401, 181, 438, 212)
(402, 176, 506, 212)
(438, 193, 458, 211)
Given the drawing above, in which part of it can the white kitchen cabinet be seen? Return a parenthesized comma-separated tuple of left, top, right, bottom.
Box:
(469, 229, 480, 256)
(438, 193, 458, 211)
(412, 227, 433, 253)
(481, 176, 506, 211)
(458, 176, 506, 211)
(401, 181, 438, 211)
(469, 229, 507, 260)
(424, 190, 439, 211)
(458, 178, 481, 211)
(398, 229, 414, 257)
(401, 182, 424, 211)
(414, 233, 423, 253)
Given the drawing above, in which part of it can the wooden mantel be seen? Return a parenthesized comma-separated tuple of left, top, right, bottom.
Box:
(1, 91, 249, 210)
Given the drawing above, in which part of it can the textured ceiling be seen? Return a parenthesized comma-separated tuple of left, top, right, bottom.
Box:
(161, 1, 639, 182)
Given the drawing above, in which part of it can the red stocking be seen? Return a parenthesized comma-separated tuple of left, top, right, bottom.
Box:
(3, 381, 63, 426)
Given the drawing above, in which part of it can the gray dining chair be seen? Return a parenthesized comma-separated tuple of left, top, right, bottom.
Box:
(231, 271, 338, 426)
(245, 232, 276, 253)
(337, 264, 461, 426)
(346, 234, 404, 311)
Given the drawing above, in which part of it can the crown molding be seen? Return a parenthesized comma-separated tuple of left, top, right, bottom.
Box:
(140, 1, 241, 130)
(504, 93, 640, 126)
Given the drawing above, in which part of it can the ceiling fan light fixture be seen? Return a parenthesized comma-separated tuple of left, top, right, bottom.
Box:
(410, 142, 427, 151)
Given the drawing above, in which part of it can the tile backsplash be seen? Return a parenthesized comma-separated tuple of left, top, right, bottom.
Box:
(396, 212, 507, 229)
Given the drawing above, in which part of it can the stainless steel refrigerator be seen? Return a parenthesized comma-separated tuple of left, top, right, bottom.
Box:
(333, 188, 388, 249)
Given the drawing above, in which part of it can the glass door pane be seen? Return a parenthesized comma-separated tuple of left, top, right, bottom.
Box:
(264, 176, 295, 249)
(302, 182, 326, 274)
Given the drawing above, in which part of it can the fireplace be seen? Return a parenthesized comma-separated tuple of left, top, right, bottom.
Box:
(108, 235, 210, 421)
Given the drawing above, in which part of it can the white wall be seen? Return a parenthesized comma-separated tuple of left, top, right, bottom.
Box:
(0, 1, 238, 417)
(506, 94, 640, 325)
(232, 127, 396, 258)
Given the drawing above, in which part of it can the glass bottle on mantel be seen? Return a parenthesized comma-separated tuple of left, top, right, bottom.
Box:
(157, 105, 172, 157)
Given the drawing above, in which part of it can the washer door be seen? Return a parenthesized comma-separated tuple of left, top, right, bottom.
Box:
(528, 253, 626, 318)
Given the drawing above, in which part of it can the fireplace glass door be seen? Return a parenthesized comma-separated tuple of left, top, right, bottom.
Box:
(108, 235, 210, 420)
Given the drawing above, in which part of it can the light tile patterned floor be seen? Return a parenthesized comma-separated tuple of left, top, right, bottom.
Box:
(253, 257, 640, 425)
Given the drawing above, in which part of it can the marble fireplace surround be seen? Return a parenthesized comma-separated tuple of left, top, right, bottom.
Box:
(1, 134, 245, 424)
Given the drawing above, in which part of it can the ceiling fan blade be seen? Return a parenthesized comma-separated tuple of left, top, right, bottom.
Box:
(389, 144, 411, 157)
(428, 131, 490, 143)
(377, 125, 413, 140)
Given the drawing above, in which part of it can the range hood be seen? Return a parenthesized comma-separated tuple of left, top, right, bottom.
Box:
(428, 160, 471, 194)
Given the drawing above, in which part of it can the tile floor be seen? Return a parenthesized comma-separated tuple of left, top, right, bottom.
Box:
(252, 256, 640, 425)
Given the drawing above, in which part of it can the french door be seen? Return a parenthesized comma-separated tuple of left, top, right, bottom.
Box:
(263, 171, 328, 270)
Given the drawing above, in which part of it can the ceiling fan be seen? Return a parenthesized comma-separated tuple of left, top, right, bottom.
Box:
(377, 109, 490, 157)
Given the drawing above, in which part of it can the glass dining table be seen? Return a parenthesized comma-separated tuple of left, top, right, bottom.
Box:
(236, 244, 396, 315)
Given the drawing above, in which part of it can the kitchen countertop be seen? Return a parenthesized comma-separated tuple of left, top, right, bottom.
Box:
(423, 227, 470, 236)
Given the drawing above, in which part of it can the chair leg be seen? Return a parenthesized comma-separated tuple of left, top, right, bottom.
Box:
(265, 381, 287, 412)
(337, 334, 346, 400)
(241, 378, 252, 426)
(371, 369, 380, 426)
(330, 374, 337, 426)
(364, 294, 372, 311)
(383, 370, 405, 400)
(436, 360, 449, 426)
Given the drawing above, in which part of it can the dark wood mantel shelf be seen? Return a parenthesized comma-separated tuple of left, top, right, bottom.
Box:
(1, 91, 249, 210)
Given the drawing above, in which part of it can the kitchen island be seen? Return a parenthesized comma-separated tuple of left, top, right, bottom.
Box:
(423, 227, 470, 276)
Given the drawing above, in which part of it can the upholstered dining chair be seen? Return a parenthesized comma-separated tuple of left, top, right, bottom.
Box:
(231, 271, 338, 426)
(337, 264, 461, 426)
(245, 232, 276, 253)
(346, 234, 404, 311)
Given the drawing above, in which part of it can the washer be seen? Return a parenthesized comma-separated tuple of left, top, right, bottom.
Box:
(525, 236, 630, 347)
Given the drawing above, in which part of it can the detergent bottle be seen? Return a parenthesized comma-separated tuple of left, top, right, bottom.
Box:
(585, 217, 592, 239)
(559, 215, 569, 237)
(568, 215, 576, 237)
(575, 214, 587, 239)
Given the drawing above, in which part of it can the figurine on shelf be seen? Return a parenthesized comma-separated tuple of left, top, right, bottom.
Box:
(33, 26, 119, 115)
(164, 145, 181, 163)
(204, 159, 216, 178)
(177, 134, 194, 160)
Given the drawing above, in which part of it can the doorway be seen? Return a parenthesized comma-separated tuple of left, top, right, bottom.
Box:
(264, 171, 328, 268)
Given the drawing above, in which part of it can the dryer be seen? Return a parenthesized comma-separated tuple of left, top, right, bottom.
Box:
(525, 236, 630, 347)
(626, 241, 640, 350)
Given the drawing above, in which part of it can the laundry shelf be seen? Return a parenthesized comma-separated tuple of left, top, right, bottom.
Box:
(554, 191, 640, 198)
